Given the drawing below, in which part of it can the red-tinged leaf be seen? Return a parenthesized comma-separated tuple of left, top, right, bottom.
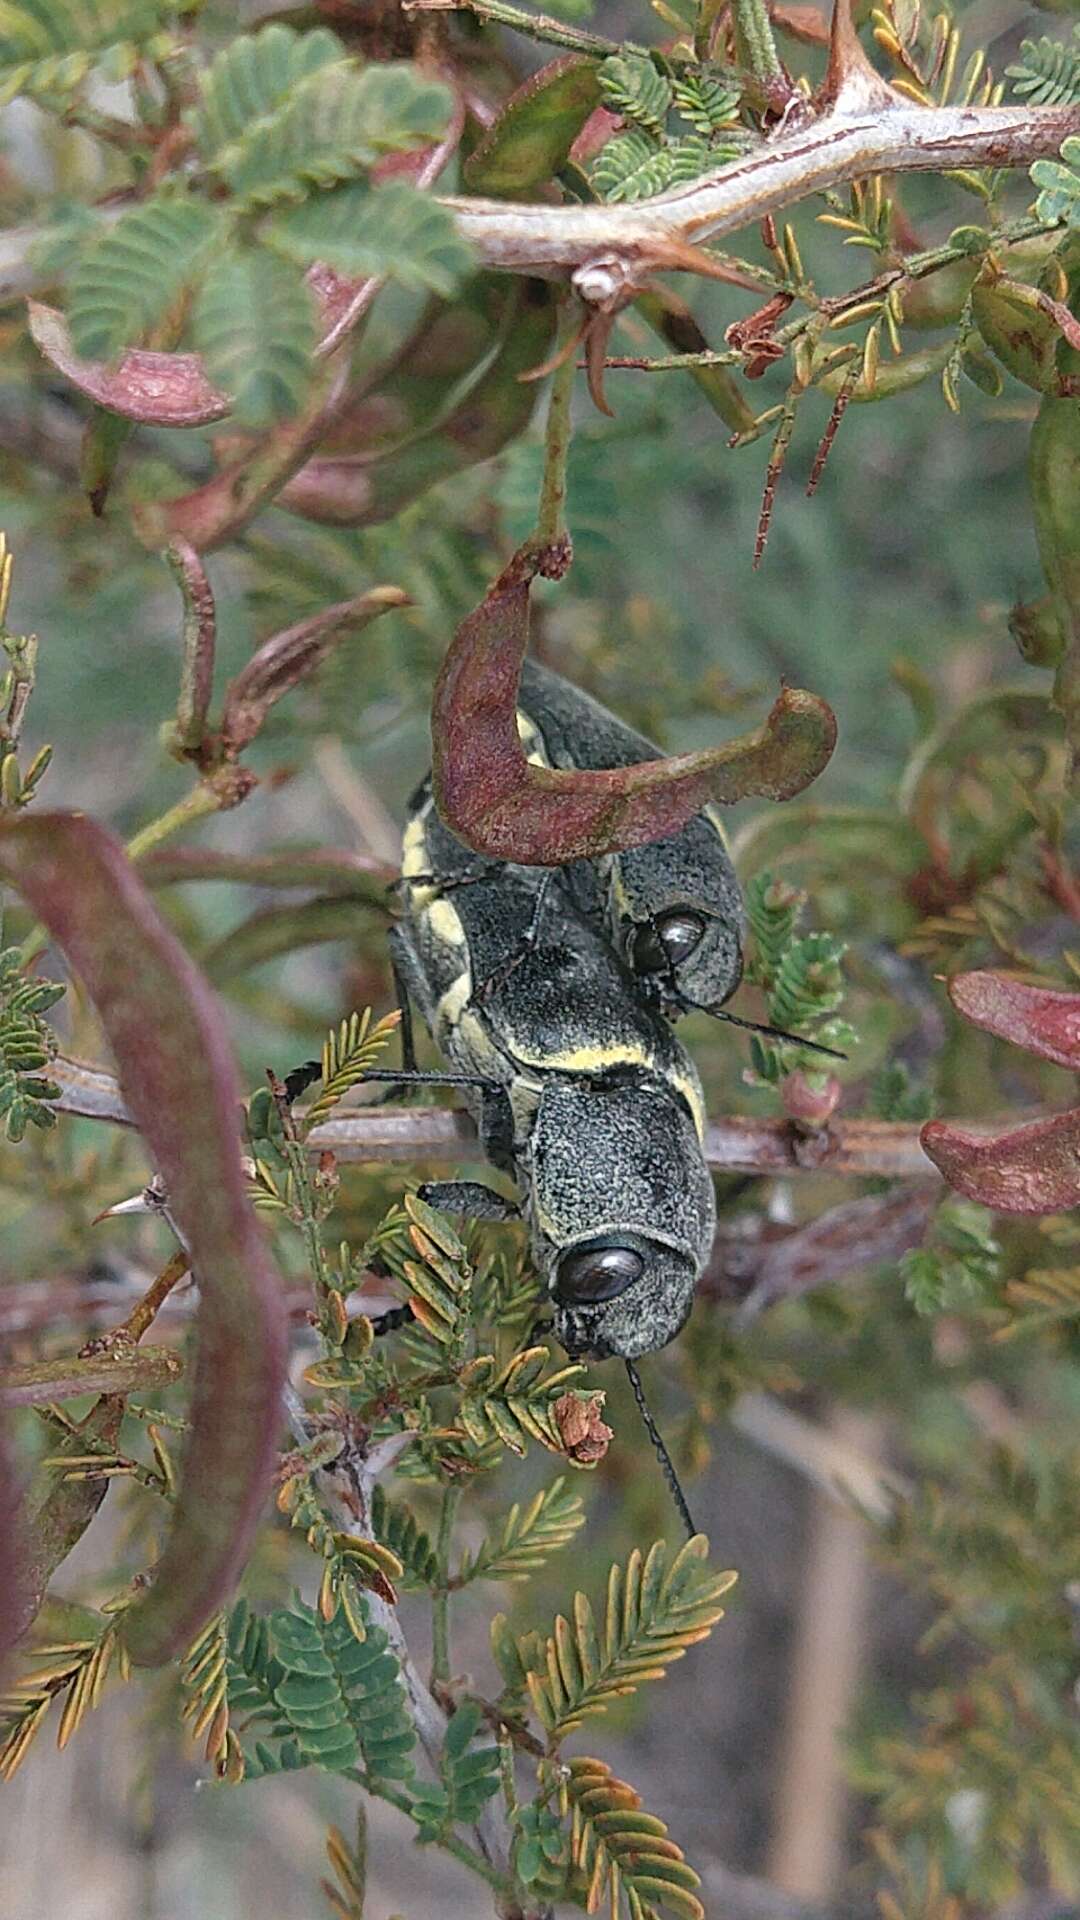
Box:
(921, 1110, 1080, 1213)
(220, 587, 408, 754)
(0, 813, 287, 1664)
(28, 302, 231, 428)
(280, 279, 556, 527)
(464, 56, 602, 197)
(947, 971, 1080, 1070)
(431, 560, 837, 863)
(133, 359, 348, 553)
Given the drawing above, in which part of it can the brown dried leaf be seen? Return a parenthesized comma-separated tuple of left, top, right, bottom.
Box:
(219, 588, 408, 755)
(553, 1392, 613, 1465)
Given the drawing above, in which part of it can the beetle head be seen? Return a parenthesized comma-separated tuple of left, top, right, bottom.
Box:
(551, 1233, 699, 1360)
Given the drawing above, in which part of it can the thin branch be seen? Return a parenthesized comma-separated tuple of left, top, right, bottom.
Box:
(49, 1051, 945, 1174)
(0, 1346, 183, 1407)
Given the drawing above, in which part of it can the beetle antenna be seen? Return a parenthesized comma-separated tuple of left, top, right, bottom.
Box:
(625, 1360, 696, 1539)
(707, 1009, 846, 1061)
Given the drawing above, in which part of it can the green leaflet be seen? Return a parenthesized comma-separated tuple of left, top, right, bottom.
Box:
(1008, 28, 1080, 108)
(456, 1477, 586, 1584)
(68, 196, 222, 363)
(224, 1597, 416, 1782)
(502, 1536, 735, 1741)
(597, 52, 672, 134)
(0, 0, 196, 106)
(565, 1754, 705, 1920)
(370, 1485, 440, 1589)
(409, 1701, 501, 1841)
(266, 180, 473, 298)
(0, 946, 63, 1142)
(1030, 135, 1080, 228)
(209, 59, 454, 210)
(192, 244, 316, 426)
(188, 23, 347, 159)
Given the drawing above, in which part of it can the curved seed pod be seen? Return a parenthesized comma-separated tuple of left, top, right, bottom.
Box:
(971, 279, 1059, 395)
(280, 280, 557, 527)
(464, 55, 602, 197)
(946, 971, 1080, 1069)
(921, 1109, 1080, 1213)
(28, 303, 231, 428)
(1030, 392, 1080, 777)
(0, 812, 287, 1665)
(431, 559, 836, 863)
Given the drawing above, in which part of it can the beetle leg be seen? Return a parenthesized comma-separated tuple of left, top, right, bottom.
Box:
(416, 1179, 520, 1221)
(474, 871, 556, 1003)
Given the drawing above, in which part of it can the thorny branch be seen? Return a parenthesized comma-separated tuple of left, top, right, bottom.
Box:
(49, 1050, 941, 1175)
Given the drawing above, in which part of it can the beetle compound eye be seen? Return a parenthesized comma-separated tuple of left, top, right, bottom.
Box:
(632, 912, 706, 974)
(555, 1245, 644, 1305)
(657, 911, 706, 962)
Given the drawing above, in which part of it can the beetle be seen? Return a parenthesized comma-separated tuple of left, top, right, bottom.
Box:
(390, 778, 716, 1374)
(514, 660, 745, 1019)
(513, 663, 843, 1066)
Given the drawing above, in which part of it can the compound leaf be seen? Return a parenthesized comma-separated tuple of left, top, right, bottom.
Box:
(69, 195, 223, 362)
(267, 180, 473, 297)
(192, 244, 316, 426)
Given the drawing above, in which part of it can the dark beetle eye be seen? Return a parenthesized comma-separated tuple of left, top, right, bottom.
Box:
(555, 1245, 644, 1305)
(632, 911, 706, 975)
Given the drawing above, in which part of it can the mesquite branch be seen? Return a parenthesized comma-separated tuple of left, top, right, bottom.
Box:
(53, 1052, 946, 1178)
(442, 101, 1080, 282)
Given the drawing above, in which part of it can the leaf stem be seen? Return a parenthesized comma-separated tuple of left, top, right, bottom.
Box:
(350, 1770, 511, 1895)
(533, 336, 576, 552)
(431, 1482, 463, 1690)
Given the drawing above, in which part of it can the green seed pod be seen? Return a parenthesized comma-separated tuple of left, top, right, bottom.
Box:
(1009, 593, 1066, 668)
(1030, 392, 1080, 772)
(971, 279, 1059, 393)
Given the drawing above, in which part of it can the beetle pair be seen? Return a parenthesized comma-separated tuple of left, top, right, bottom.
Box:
(288, 663, 838, 1528)
(387, 665, 839, 1362)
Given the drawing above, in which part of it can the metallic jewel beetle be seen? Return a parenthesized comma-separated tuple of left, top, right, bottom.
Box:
(390, 780, 716, 1367)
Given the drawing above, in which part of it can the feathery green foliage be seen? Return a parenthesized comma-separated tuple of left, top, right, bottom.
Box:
(1030, 134, 1080, 227)
(266, 181, 474, 297)
(369, 1484, 440, 1589)
(0, 948, 63, 1140)
(192, 244, 317, 426)
(225, 1597, 416, 1783)
(1008, 28, 1080, 108)
(456, 1477, 586, 1583)
(457, 1347, 588, 1456)
(563, 1754, 706, 1920)
(408, 1701, 502, 1842)
(210, 60, 453, 211)
(496, 1537, 735, 1740)
(597, 53, 673, 134)
(0, 0, 196, 105)
(300, 1008, 401, 1135)
(900, 1199, 1001, 1315)
(68, 197, 223, 363)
